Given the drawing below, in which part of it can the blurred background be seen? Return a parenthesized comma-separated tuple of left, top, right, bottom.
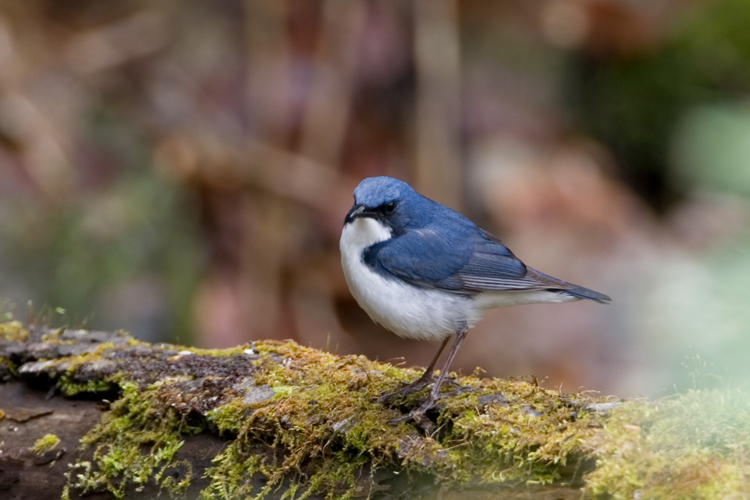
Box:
(1, 0, 750, 398)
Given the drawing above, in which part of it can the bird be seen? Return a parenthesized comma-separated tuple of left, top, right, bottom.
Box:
(339, 176, 610, 425)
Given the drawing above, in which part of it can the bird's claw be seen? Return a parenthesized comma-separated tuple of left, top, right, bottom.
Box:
(436, 384, 476, 399)
(386, 383, 477, 432)
(377, 377, 434, 404)
(389, 405, 437, 432)
(378, 374, 464, 404)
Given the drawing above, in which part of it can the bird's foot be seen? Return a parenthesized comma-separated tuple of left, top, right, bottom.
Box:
(390, 397, 439, 432)
(381, 378, 439, 432)
(378, 376, 462, 405)
(436, 384, 476, 399)
(378, 376, 434, 405)
(387, 383, 476, 431)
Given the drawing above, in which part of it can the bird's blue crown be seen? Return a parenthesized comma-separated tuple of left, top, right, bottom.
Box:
(353, 177, 415, 208)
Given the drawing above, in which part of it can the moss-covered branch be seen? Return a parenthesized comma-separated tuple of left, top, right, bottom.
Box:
(1, 320, 749, 499)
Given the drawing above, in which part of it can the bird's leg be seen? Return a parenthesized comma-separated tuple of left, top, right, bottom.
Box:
(407, 335, 451, 386)
(378, 336, 450, 404)
(409, 324, 469, 428)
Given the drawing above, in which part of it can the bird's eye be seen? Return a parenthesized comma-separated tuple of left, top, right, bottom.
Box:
(383, 202, 396, 215)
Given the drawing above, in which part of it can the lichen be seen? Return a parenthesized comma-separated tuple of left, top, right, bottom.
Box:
(32, 434, 61, 455)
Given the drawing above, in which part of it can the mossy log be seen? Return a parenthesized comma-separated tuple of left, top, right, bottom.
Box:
(1, 321, 748, 499)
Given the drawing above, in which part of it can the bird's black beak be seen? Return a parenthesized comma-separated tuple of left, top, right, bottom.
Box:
(344, 204, 365, 225)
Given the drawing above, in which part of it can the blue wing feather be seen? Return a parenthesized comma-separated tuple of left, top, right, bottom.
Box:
(366, 225, 544, 293)
(364, 227, 469, 290)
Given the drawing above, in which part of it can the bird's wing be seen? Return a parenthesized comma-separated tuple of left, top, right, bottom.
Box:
(452, 231, 547, 291)
(367, 226, 611, 302)
(458, 230, 611, 303)
(364, 227, 472, 291)
(366, 227, 542, 293)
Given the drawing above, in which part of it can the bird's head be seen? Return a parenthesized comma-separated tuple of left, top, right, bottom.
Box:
(345, 177, 428, 235)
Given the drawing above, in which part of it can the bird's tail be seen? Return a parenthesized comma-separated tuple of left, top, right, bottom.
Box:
(527, 267, 611, 304)
(561, 284, 611, 304)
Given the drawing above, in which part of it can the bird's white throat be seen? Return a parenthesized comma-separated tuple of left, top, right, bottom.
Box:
(340, 217, 392, 254)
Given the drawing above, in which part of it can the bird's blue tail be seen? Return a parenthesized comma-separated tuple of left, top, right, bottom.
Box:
(562, 285, 611, 304)
(528, 267, 611, 304)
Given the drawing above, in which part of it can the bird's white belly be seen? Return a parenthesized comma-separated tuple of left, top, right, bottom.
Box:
(340, 219, 480, 340)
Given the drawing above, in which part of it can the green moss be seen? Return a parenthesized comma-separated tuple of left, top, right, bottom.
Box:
(54, 345, 123, 395)
(31, 434, 61, 455)
(585, 389, 750, 499)
(0, 321, 28, 342)
(12, 321, 748, 499)
(68, 382, 194, 498)
(44, 335, 606, 499)
(58, 377, 116, 396)
(0, 356, 17, 376)
(198, 341, 605, 499)
(179, 345, 255, 357)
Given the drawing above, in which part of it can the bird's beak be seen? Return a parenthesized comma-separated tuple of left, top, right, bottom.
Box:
(344, 204, 365, 225)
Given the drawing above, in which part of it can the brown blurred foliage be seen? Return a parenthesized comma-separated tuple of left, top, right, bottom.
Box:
(2, 0, 750, 396)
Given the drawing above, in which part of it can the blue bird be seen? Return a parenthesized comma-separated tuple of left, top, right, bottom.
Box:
(340, 176, 610, 424)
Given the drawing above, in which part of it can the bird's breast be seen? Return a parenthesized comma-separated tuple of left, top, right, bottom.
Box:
(340, 219, 479, 340)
